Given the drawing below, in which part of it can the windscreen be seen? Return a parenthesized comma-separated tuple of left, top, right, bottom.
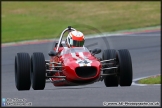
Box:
(61, 47, 89, 55)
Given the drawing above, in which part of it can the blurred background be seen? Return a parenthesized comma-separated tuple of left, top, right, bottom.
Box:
(2, 1, 160, 43)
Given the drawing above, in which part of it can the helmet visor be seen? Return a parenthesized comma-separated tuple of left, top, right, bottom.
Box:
(69, 38, 84, 47)
(73, 40, 84, 47)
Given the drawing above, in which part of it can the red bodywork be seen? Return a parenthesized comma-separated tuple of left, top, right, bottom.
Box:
(49, 47, 101, 86)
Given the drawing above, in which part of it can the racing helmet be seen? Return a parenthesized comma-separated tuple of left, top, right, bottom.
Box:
(66, 30, 85, 47)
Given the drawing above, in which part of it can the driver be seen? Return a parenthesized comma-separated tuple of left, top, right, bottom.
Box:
(65, 30, 85, 48)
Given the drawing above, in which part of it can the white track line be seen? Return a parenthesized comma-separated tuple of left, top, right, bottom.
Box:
(132, 74, 161, 86)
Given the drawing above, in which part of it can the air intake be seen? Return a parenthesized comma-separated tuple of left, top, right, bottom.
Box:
(75, 67, 97, 78)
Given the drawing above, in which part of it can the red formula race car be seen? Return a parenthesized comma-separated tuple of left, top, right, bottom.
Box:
(15, 26, 133, 90)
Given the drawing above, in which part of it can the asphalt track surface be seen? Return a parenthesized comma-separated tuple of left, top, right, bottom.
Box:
(1, 31, 161, 107)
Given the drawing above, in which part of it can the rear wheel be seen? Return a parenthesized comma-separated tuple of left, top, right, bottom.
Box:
(102, 49, 118, 87)
(15, 53, 31, 90)
(31, 52, 46, 90)
(117, 49, 132, 86)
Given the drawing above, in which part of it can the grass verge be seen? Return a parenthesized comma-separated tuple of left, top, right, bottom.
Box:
(138, 75, 161, 84)
(2, 1, 160, 43)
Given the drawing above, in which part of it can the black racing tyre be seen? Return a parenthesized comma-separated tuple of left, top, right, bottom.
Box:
(31, 52, 46, 90)
(117, 49, 132, 86)
(15, 53, 31, 90)
(104, 75, 118, 87)
(102, 49, 118, 87)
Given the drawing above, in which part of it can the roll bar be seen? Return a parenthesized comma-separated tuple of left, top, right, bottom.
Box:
(56, 26, 76, 53)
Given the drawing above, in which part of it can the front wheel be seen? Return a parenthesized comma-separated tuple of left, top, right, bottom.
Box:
(31, 52, 46, 90)
(102, 49, 118, 87)
(15, 53, 31, 90)
(117, 49, 133, 86)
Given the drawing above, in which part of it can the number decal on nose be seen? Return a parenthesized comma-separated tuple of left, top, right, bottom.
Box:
(76, 59, 92, 66)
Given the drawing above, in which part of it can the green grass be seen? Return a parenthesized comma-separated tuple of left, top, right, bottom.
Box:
(138, 75, 161, 84)
(2, 1, 160, 43)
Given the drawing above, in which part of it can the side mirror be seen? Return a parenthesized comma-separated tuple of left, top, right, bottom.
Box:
(48, 50, 57, 56)
(92, 48, 101, 55)
(97, 48, 101, 54)
(89, 49, 92, 53)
